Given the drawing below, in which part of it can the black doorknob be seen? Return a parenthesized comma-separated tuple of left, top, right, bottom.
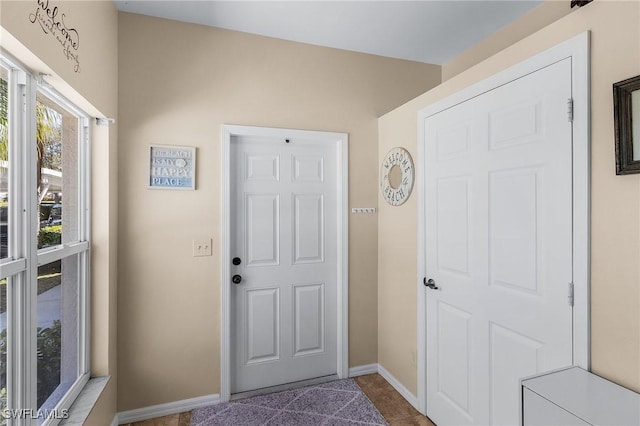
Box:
(232, 275, 242, 284)
(423, 278, 439, 290)
(232, 257, 242, 265)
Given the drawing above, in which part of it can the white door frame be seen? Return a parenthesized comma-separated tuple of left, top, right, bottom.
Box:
(416, 32, 590, 415)
(220, 124, 349, 402)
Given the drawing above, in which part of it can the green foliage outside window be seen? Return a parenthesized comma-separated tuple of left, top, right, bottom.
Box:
(0, 322, 62, 411)
(38, 225, 62, 248)
(36, 321, 61, 408)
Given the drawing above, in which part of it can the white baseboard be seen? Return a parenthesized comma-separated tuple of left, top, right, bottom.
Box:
(377, 364, 419, 411)
(349, 363, 420, 413)
(117, 393, 220, 424)
(110, 414, 118, 426)
(348, 363, 379, 377)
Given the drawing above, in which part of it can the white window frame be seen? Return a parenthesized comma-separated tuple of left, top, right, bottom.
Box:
(0, 52, 91, 426)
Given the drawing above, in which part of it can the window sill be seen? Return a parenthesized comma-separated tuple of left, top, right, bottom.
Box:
(59, 376, 111, 425)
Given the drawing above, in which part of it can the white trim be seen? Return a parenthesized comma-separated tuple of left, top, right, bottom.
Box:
(220, 126, 232, 403)
(337, 129, 350, 383)
(349, 363, 421, 412)
(59, 376, 109, 426)
(378, 364, 419, 412)
(220, 125, 349, 402)
(416, 31, 590, 416)
(416, 97, 427, 415)
(81, 117, 92, 377)
(117, 394, 220, 424)
(26, 70, 39, 416)
(0, 258, 27, 278)
(348, 364, 379, 377)
(110, 415, 118, 426)
(36, 241, 90, 266)
(569, 32, 591, 371)
(47, 374, 90, 426)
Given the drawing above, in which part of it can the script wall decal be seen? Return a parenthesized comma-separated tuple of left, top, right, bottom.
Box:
(28, 0, 81, 73)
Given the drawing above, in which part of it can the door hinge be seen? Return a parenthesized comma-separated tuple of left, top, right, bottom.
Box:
(568, 282, 575, 306)
(567, 98, 574, 122)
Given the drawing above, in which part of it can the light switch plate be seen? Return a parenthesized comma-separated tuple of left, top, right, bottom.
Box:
(193, 238, 212, 257)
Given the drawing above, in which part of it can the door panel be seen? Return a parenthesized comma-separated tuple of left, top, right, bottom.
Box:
(293, 283, 325, 356)
(246, 154, 280, 181)
(231, 135, 337, 393)
(436, 124, 471, 161)
(489, 169, 539, 293)
(424, 58, 573, 426)
(245, 287, 280, 364)
(488, 99, 543, 150)
(489, 323, 541, 426)
(245, 194, 280, 266)
(437, 301, 472, 417)
(437, 177, 470, 275)
(293, 194, 324, 264)
(293, 154, 324, 182)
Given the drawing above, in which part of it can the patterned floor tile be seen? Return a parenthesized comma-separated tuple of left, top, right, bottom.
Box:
(266, 410, 329, 425)
(200, 404, 278, 426)
(190, 402, 233, 425)
(318, 379, 362, 392)
(188, 379, 392, 426)
(285, 388, 357, 416)
(323, 418, 384, 426)
(236, 387, 307, 410)
(334, 394, 386, 424)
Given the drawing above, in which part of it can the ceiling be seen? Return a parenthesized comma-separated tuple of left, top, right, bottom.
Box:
(114, 1, 543, 65)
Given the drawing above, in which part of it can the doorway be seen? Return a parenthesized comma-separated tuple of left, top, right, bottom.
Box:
(417, 32, 590, 425)
(221, 125, 349, 400)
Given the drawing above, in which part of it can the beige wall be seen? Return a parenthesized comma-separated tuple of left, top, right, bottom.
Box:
(379, 0, 640, 397)
(117, 12, 440, 411)
(0, 1, 118, 424)
(8, 0, 637, 417)
(442, 0, 574, 81)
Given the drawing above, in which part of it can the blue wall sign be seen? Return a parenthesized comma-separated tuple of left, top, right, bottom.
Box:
(149, 145, 196, 190)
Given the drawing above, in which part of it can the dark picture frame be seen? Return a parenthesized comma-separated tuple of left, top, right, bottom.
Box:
(613, 75, 640, 175)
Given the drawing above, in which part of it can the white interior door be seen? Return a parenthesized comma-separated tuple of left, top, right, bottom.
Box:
(230, 133, 338, 393)
(424, 58, 574, 426)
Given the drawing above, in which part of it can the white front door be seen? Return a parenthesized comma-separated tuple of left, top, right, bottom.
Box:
(230, 132, 339, 393)
(424, 58, 574, 425)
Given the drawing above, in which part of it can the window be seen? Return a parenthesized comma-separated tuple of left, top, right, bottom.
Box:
(1, 62, 10, 418)
(0, 55, 90, 425)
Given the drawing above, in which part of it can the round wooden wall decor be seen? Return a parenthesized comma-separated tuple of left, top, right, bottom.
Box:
(380, 147, 414, 206)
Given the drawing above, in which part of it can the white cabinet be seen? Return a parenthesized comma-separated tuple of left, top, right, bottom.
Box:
(521, 367, 640, 426)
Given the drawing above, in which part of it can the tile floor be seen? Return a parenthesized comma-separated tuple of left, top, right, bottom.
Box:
(354, 374, 436, 426)
(190, 379, 385, 425)
(120, 374, 436, 426)
(121, 411, 191, 426)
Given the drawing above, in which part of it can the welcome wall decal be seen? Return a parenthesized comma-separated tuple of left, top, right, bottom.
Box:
(28, 0, 81, 73)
